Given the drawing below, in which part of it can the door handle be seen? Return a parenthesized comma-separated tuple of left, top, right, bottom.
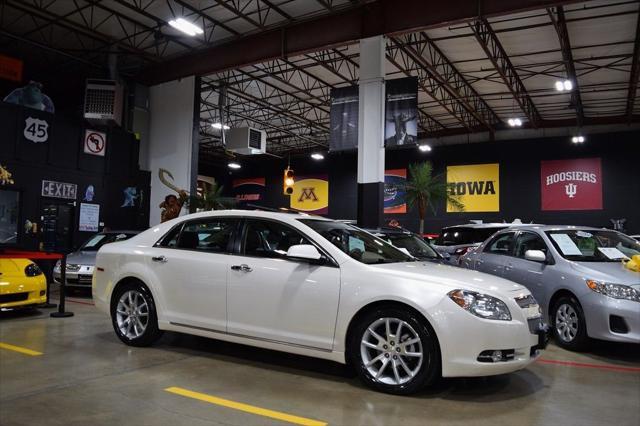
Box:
(152, 256, 167, 263)
(231, 264, 252, 272)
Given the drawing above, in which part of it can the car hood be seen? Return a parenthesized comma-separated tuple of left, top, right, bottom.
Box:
(0, 259, 27, 277)
(569, 261, 640, 288)
(370, 261, 527, 297)
(65, 250, 98, 266)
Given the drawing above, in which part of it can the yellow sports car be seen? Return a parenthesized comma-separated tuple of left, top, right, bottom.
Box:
(0, 258, 47, 310)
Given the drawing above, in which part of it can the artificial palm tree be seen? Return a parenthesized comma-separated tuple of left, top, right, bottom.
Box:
(186, 181, 236, 211)
(402, 162, 465, 234)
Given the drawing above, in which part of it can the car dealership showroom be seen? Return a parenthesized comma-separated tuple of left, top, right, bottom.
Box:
(1, 0, 640, 425)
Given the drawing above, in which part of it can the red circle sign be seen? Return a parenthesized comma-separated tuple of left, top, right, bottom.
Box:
(86, 132, 105, 153)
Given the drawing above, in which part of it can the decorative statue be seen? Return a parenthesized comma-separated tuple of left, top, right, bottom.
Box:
(0, 164, 15, 185)
(121, 187, 138, 207)
(610, 218, 627, 233)
(3, 81, 55, 113)
(158, 168, 188, 223)
(83, 185, 95, 202)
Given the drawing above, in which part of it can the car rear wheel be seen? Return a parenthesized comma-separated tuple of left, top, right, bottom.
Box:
(349, 307, 440, 395)
(551, 296, 588, 351)
(111, 282, 162, 347)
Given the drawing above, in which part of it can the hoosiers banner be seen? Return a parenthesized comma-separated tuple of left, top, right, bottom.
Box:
(384, 169, 407, 214)
(290, 175, 329, 214)
(446, 163, 499, 212)
(541, 158, 602, 211)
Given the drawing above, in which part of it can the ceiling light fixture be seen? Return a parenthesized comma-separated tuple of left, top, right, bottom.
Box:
(418, 144, 432, 152)
(571, 135, 585, 144)
(555, 79, 573, 92)
(310, 153, 324, 160)
(168, 18, 204, 36)
(228, 162, 241, 169)
(211, 122, 230, 130)
(507, 118, 522, 127)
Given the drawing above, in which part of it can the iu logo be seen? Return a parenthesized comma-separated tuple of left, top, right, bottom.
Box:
(298, 187, 318, 202)
(565, 183, 577, 198)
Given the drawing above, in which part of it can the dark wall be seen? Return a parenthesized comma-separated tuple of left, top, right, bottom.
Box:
(201, 130, 640, 235)
(0, 102, 150, 251)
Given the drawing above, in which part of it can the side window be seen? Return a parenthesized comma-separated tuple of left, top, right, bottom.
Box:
(166, 219, 236, 252)
(515, 232, 548, 259)
(243, 220, 310, 258)
(157, 224, 183, 248)
(484, 232, 516, 255)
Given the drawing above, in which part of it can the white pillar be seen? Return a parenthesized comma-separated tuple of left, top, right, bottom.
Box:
(147, 76, 198, 226)
(357, 35, 386, 228)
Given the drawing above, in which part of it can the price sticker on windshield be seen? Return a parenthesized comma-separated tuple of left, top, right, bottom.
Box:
(597, 247, 628, 260)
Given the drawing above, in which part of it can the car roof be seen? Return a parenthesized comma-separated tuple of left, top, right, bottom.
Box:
(364, 227, 415, 235)
(101, 230, 141, 234)
(442, 222, 539, 230)
(170, 209, 332, 223)
(491, 225, 614, 233)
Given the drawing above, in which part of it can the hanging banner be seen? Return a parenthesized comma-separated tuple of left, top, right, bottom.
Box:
(329, 86, 359, 152)
(84, 130, 107, 156)
(384, 169, 407, 214)
(79, 203, 100, 232)
(446, 163, 499, 212)
(233, 177, 266, 205)
(541, 158, 602, 211)
(290, 175, 329, 214)
(0, 54, 23, 82)
(385, 77, 418, 147)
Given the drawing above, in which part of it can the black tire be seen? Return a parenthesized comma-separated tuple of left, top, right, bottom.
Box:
(110, 281, 162, 347)
(551, 295, 589, 351)
(348, 306, 441, 395)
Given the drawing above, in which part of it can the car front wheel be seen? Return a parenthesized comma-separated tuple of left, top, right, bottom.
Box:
(551, 296, 588, 350)
(349, 307, 440, 395)
(111, 282, 162, 347)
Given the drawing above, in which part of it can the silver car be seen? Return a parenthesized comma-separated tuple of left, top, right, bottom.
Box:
(54, 231, 139, 289)
(460, 225, 640, 349)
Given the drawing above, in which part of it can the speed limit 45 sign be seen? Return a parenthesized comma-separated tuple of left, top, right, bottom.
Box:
(84, 129, 106, 156)
(24, 116, 49, 143)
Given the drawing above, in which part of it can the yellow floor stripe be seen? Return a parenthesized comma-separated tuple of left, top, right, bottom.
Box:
(165, 386, 327, 426)
(0, 342, 43, 356)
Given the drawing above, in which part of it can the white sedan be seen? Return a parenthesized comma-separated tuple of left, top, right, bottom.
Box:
(93, 210, 547, 395)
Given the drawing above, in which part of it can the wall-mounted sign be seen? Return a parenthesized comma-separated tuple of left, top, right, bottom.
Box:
(41, 180, 77, 200)
(446, 163, 499, 212)
(0, 54, 23, 82)
(541, 158, 602, 211)
(79, 203, 100, 232)
(290, 175, 329, 214)
(24, 117, 49, 143)
(233, 177, 266, 204)
(84, 130, 106, 156)
(384, 169, 407, 214)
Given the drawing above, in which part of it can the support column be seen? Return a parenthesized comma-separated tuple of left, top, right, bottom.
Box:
(357, 36, 386, 229)
(147, 76, 199, 226)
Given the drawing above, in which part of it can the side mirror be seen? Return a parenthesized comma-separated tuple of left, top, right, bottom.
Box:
(524, 249, 547, 263)
(287, 244, 323, 263)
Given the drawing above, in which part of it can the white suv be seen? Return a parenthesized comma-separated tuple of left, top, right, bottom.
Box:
(93, 210, 547, 395)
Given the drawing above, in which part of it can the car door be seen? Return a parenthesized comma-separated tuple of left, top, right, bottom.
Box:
(474, 231, 517, 277)
(146, 217, 238, 331)
(504, 231, 551, 304)
(227, 218, 340, 350)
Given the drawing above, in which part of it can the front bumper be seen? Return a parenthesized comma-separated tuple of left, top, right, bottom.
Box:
(582, 292, 640, 344)
(53, 265, 94, 288)
(0, 277, 47, 310)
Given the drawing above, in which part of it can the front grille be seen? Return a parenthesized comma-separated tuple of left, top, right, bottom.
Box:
(66, 264, 81, 272)
(0, 292, 29, 303)
(515, 294, 537, 308)
(528, 317, 544, 334)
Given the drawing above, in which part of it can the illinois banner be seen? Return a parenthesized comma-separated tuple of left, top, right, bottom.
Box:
(541, 158, 602, 211)
(233, 177, 266, 205)
(446, 163, 499, 212)
(384, 169, 407, 214)
(290, 175, 329, 214)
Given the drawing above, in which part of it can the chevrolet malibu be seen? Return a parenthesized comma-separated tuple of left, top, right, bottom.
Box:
(93, 211, 547, 395)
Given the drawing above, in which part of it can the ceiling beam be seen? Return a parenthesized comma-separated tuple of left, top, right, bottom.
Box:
(140, 0, 584, 85)
(548, 6, 584, 127)
(626, 7, 640, 121)
(471, 18, 541, 127)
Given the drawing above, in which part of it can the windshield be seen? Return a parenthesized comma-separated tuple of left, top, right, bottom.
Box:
(382, 233, 440, 259)
(545, 230, 640, 262)
(435, 226, 506, 246)
(80, 233, 136, 251)
(299, 220, 414, 264)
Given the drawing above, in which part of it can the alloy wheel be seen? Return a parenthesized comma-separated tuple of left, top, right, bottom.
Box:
(555, 303, 579, 342)
(360, 317, 424, 385)
(116, 290, 149, 339)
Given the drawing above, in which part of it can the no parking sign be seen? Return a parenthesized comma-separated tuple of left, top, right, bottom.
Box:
(83, 130, 106, 156)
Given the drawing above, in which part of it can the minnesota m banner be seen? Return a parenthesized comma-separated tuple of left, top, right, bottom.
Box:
(446, 163, 499, 212)
(290, 175, 329, 214)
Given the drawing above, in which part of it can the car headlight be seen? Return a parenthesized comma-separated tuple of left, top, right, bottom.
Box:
(54, 260, 61, 270)
(586, 280, 640, 302)
(448, 289, 512, 321)
(24, 263, 43, 277)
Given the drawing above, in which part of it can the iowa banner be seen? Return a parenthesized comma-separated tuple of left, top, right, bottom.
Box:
(384, 169, 407, 214)
(447, 163, 499, 212)
(290, 175, 329, 214)
(541, 158, 602, 211)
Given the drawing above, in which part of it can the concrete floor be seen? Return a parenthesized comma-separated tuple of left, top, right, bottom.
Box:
(1, 290, 639, 426)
